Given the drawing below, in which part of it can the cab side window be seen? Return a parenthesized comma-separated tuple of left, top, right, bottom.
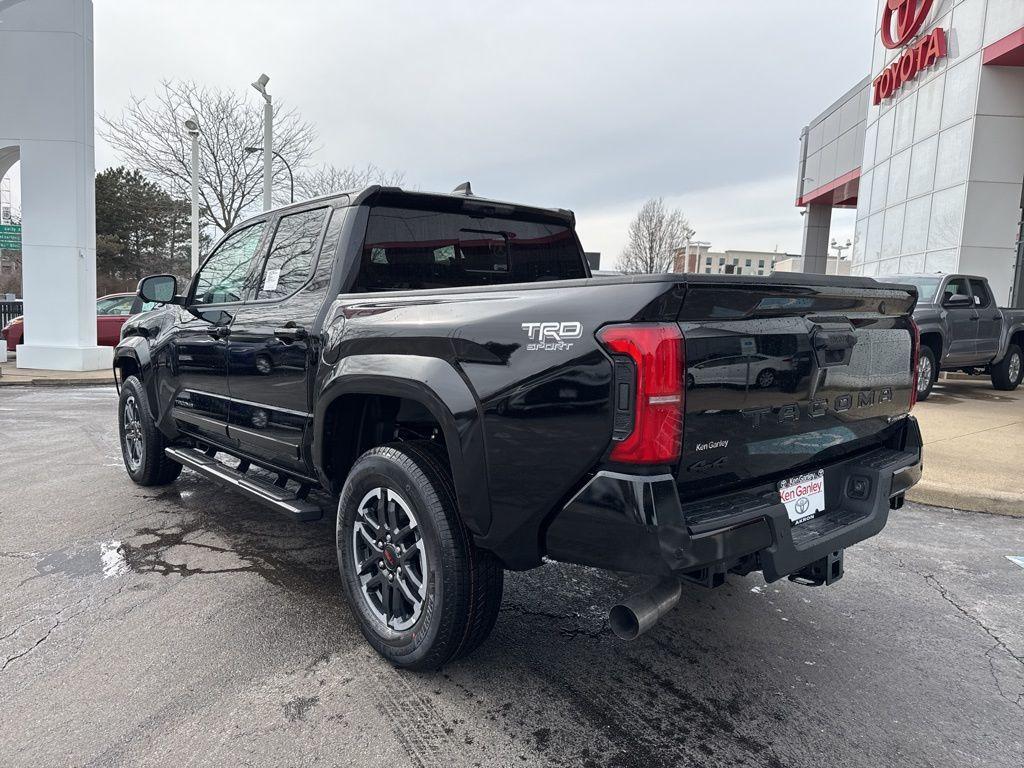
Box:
(255, 209, 327, 301)
(193, 222, 267, 305)
(942, 277, 970, 305)
(969, 279, 991, 308)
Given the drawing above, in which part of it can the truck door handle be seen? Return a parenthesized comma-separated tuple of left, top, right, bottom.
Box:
(207, 326, 231, 339)
(274, 326, 308, 342)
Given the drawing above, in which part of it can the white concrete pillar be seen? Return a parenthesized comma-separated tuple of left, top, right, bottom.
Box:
(801, 203, 832, 275)
(0, 0, 110, 371)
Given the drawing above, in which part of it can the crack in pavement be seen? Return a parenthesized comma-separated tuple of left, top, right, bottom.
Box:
(874, 544, 1024, 714)
(922, 573, 1024, 714)
(0, 616, 49, 644)
(0, 594, 92, 673)
(1, 574, 139, 676)
(922, 574, 1024, 667)
(985, 645, 1024, 713)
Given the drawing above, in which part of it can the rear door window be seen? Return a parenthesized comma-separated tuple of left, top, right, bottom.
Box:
(255, 208, 328, 301)
(968, 279, 991, 308)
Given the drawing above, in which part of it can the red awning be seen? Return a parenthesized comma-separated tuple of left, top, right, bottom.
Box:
(796, 168, 861, 208)
(984, 26, 1024, 67)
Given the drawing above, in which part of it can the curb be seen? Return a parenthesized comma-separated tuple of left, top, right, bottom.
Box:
(908, 482, 1024, 517)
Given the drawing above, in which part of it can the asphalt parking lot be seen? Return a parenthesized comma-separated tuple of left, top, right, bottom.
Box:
(1, 386, 1022, 768)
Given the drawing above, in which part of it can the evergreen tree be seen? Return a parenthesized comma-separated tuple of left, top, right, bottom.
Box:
(95, 167, 193, 292)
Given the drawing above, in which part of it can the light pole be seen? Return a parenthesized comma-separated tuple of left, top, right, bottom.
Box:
(251, 73, 272, 211)
(184, 118, 200, 274)
(682, 233, 711, 273)
(830, 238, 852, 260)
(245, 147, 293, 203)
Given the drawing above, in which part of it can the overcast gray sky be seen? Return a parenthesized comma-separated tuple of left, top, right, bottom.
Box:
(22, 0, 878, 267)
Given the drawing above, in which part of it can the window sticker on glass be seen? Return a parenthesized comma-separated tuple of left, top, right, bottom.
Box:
(263, 267, 281, 292)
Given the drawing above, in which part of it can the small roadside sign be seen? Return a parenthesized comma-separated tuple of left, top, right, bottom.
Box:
(0, 224, 21, 250)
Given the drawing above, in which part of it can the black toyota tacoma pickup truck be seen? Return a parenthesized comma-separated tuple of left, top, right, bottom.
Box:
(876, 274, 1024, 400)
(115, 187, 923, 669)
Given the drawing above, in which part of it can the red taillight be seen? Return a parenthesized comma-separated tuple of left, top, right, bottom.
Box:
(597, 323, 685, 465)
(909, 317, 921, 410)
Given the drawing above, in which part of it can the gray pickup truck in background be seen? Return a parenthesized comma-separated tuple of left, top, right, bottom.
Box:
(878, 274, 1024, 400)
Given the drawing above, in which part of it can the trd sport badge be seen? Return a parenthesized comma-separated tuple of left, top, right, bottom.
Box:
(521, 321, 583, 352)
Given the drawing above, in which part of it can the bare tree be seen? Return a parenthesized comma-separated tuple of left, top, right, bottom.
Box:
(620, 198, 692, 274)
(297, 163, 406, 200)
(100, 80, 317, 233)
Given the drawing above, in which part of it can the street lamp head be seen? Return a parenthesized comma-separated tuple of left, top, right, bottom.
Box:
(251, 73, 270, 100)
(184, 118, 200, 134)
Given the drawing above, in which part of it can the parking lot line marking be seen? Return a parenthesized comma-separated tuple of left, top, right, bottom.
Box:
(1006, 556, 1024, 570)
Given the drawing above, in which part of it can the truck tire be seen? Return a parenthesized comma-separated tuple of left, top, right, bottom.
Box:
(916, 346, 937, 401)
(118, 375, 182, 486)
(991, 344, 1023, 391)
(337, 440, 504, 670)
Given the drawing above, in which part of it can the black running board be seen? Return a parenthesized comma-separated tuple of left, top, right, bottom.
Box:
(164, 447, 323, 521)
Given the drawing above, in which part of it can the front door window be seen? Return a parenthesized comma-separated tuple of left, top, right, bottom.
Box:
(193, 223, 267, 305)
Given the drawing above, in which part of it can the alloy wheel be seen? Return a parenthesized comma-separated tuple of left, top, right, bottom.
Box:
(351, 487, 428, 632)
(1009, 352, 1022, 384)
(122, 395, 144, 471)
(917, 355, 933, 394)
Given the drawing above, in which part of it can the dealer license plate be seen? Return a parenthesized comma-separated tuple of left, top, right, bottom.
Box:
(778, 470, 825, 525)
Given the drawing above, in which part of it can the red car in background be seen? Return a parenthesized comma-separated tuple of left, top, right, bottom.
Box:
(2, 293, 155, 351)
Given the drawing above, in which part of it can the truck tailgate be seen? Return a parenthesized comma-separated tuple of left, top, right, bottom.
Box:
(676, 279, 917, 499)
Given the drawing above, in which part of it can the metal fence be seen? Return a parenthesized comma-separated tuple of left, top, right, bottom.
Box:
(1, 300, 23, 327)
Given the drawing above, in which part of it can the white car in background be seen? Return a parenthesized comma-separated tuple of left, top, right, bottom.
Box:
(687, 353, 779, 390)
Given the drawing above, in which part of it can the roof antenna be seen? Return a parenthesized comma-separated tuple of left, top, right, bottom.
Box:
(452, 181, 473, 196)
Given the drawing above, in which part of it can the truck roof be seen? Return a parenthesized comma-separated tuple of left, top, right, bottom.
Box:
(247, 185, 576, 227)
(881, 273, 988, 282)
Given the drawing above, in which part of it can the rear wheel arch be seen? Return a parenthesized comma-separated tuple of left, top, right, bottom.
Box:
(315, 363, 491, 537)
(320, 391, 448, 487)
(919, 331, 943, 365)
(1009, 329, 1024, 357)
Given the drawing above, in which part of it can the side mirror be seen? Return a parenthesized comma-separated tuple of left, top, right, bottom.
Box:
(137, 274, 179, 305)
(943, 293, 972, 308)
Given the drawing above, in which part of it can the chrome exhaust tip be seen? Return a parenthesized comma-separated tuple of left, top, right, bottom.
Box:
(608, 578, 682, 641)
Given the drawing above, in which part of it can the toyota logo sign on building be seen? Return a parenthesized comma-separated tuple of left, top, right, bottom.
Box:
(873, 0, 946, 105)
(880, 0, 934, 49)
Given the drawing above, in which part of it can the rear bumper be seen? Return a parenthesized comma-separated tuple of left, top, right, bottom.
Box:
(544, 417, 923, 583)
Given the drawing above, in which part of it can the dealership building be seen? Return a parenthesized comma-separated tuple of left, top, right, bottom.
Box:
(796, 0, 1024, 307)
